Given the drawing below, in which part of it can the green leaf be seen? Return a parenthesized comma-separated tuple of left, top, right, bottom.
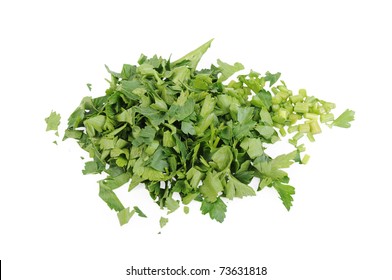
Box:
(99, 182, 124, 211)
(118, 80, 142, 100)
(237, 107, 254, 123)
(133, 206, 147, 218)
(45, 111, 61, 132)
(200, 197, 227, 223)
(211, 146, 233, 171)
(273, 182, 295, 210)
(332, 109, 355, 128)
(142, 167, 165, 181)
(171, 39, 213, 71)
(193, 74, 212, 90)
(134, 107, 165, 127)
(199, 171, 224, 202)
(186, 167, 204, 189)
(233, 120, 256, 140)
(160, 216, 169, 228)
(84, 115, 106, 136)
(254, 151, 297, 180)
(117, 207, 135, 226)
(101, 173, 131, 190)
(148, 147, 169, 172)
(165, 197, 180, 214)
(181, 121, 196, 135)
(240, 138, 264, 159)
(82, 161, 103, 175)
(258, 90, 273, 109)
(264, 71, 281, 87)
(259, 108, 273, 125)
(182, 192, 199, 205)
(226, 175, 256, 199)
(217, 59, 244, 82)
(168, 98, 195, 121)
(255, 125, 275, 139)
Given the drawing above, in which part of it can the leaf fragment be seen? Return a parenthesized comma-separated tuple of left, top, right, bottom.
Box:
(45, 111, 61, 132)
(117, 207, 135, 226)
(200, 197, 227, 223)
(159, 217, 169, 228)
(332, 109, 355, 128)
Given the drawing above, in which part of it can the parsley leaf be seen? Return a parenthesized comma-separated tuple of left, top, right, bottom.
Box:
(200, 197, 227, 223)
(117, 207, 135, 226)
(160, 217, 169, 228)
(45, 111, 61, 133)
(273, 182, 295, 211)
(333, 109, 355, 128)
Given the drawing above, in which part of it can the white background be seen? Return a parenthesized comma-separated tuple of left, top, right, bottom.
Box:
(1, 0, 391, 279)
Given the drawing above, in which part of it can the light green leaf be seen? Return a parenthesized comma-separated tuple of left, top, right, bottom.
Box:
(217, 59, 244, 82)
(171, 39, 213, 71)
(332, 109, 355, 128)
(255, 125, 275, 139)
(273, 182, 295, 210)
(240, 138, 264, 159)
(211, 146, 233, 171)
(264, 71, 281, 87)
(45, 111, 61, 132)
(117, 207, 135, 226)
(182, 192, 199, 205)
(199, 171, 223, 202)
(165, 197, 180, 214)
(84, 115, 106, 136)
(160, 217, 169, 228)
(228, 175, 256, 198)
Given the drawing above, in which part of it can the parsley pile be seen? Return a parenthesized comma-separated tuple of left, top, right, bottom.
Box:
(46, 39, 354, 227)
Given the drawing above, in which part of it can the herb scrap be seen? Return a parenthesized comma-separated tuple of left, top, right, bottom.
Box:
(47, 40, 354, 227)
(45, 111, 61, 133)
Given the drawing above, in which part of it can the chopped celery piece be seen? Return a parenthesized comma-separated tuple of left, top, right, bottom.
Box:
(272, 95, 282, 104)
(309, 120, 322, 134)
(288, 125, 299, 133)
(304, 113, 319, 120)
(320, 113, 334, 123)
(289, 113, 301, 124)
(298, 88, 307, 98)
(298, 123, 311, 133)
(293, 132, 304, 141)
(302, 154, 310, 164)
(279, 127, 287, 137)
(290, 95, 304, 103)
(294, 102, 309, 114)
(307, 132, 316, 142)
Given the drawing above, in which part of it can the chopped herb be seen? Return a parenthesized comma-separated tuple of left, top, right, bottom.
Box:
(160, 217, 169, 228)
(46, 40, 355, 227)
(45, 111, 61, 133)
